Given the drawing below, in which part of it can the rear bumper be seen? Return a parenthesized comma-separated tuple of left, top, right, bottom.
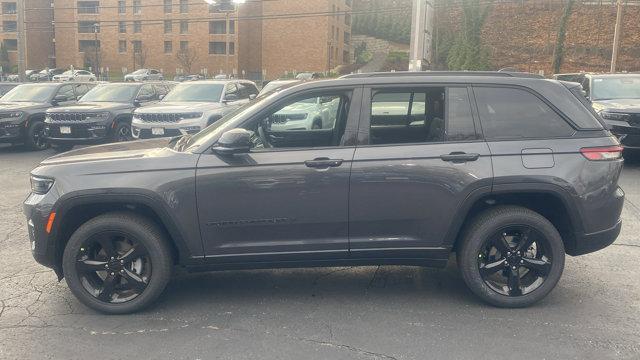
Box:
(570, 219, 622, 256)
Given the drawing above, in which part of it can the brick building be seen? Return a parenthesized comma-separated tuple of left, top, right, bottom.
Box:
(47, 0, 352, 80)
(1, 0, 55, 71)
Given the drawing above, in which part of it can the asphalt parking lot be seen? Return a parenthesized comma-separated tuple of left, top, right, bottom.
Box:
(0, 145, 639, 360)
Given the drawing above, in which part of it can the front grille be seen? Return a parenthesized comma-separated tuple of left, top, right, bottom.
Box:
(270, 113, 307, 123)
(48, 112, 100, 122)
(136, 113, 182, 123)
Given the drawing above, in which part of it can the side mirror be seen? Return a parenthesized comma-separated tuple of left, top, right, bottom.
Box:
(133, 99, 141, 107)
(52, 94, 68, 105)
(212, 128, 252, 155)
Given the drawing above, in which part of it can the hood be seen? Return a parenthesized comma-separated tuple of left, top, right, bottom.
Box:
(46, 102, 131, 113)
(40, 138, 174, 166)
(592, 99, 640, 113)
(0, 101, 47, 111)
(135, 102, 222, 113)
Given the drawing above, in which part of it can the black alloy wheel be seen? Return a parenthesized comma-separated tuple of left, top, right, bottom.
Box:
(477, 226, 552, 297)
(458, 206, 565, 308)
(114, 122, 132, 142)
(27, 121, 49, 150)
(63, 212, 172, 314)
(75, 231, 151, 303)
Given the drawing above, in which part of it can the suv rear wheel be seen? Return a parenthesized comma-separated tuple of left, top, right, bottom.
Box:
(457, 206, 565, 308)
(62, 212, 172, 314)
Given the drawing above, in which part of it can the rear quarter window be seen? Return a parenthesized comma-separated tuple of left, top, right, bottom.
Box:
(473, 86, 575, 140)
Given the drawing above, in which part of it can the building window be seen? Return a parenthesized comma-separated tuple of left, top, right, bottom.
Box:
(208, 4, 215, 12)
(209, 41, 225, 55)
(77, 1, 99, 14)
(163, 0, 172, 13)
(179, 0, 188, 13)
(345, 13, 351, 26)
(344, 31, 350, 44)
(3, 39, 16, 51)
(345, 0, 352, 7)
(229, 20, 235, 34)
(132, 40, 142, 53)
(1, 3, 16, 14)
(133, 0, 141, 14)
(164, 20, 172, 33)
(118, 0, 125, 14)
(343, 50, 350, 64)
(78, 40, 100, 52)
(209, 20, 225, 34)
(133, 20, 142, 33)
(331, 25, 334, 40)
(228, 42, 235, 55)
(180, 41, 188, 51)
(3, 21, 16, 32)
(119, 40, 127, 53)
(180, 20, 188, 34)
(164, 41, 172, 53)
(78, 21, 99, 33)
(118, 21, 126, 33)
(331, 4, 335, 17)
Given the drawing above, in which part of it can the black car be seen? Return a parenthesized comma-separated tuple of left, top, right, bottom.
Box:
(24, 72, 623, 314)
(580, 74, 640, 148)
(0, 82, 94, 150)
(44, 82, 174, 151)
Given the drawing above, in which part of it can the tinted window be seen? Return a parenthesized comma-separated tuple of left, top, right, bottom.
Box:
(370, 88, 445, 145)
(474, 87, 574, 140)
(591, 76, 640, 100)
(447, 87, 477, 141)
(57, 85, 76, 101)
(237, 83, 258, 99)
(154, 84, 169, 96)
(137, 85, 155, 100)
(224, 84, 239, 99)
(74, 84, 93, 97)
(244, 93, 349, 149)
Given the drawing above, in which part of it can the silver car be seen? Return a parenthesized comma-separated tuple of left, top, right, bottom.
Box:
(124, 69, 164, 82)
(131, 80, 258, 138)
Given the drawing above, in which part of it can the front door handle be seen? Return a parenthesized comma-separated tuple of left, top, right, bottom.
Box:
(440, 152, 480, 163)
(304, 157, 343, 168)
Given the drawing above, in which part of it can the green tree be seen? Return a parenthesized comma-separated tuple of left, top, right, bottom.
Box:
(0, 44, 9, 73)
(446, 0, 491, 70)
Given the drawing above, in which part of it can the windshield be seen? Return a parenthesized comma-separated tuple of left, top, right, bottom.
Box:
(591, 76, 640, 100)
(0, 84, 56, 102)
(131, 69, 147, 75)
(80, 84, 139, 103)
(162, 83, 224, 102)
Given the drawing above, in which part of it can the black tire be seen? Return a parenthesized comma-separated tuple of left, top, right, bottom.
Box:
(51, 143, 74, 153)
(113, 121, 133, 142)
(457, 206, 565, 308)
(62, 212, 173, 314)
(25, 120, 49, 151)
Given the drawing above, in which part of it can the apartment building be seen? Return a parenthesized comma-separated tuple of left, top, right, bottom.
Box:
(51, 0, 352, 79)
(0, 0, 55, 70)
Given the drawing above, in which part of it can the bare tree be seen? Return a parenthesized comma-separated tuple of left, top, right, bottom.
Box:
(176, 48, 198, 74)
(135, 45, 149, 69)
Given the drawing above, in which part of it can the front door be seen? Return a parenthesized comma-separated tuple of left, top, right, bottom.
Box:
(196, 87, 361, 262)
(349, 85, 493, 258)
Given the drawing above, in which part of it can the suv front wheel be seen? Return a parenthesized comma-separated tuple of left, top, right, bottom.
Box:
(62, 212, 172, 314)
(457, 206, 565, 308)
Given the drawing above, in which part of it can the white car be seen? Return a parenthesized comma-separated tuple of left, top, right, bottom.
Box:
(269, 96, 340, 131)
(53, 70, 96, 82)
(125, 69, 164, 82)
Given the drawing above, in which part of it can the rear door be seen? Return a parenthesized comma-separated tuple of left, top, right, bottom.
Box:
(349, 85, 493, 258)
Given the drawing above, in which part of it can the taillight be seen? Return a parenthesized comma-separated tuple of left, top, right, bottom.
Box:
(580, 145, 623, 161)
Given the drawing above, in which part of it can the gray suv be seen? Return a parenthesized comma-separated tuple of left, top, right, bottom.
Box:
(24, 72, 624, 314)
(0, 82, 94, 150)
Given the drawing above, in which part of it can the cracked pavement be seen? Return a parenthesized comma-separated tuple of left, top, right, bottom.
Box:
(0, 144, 639, 360)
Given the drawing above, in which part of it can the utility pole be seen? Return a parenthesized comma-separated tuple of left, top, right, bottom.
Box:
(17, 0, 26, 81)
(94, 23, 99, 78)
(409, 0, 434, 71)
(610, 0, 624, 73)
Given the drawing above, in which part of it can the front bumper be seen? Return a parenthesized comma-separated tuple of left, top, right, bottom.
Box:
(44, 120, 112, 144)
(131, 118, 204, 139)
(23, 192, 59, 274)
(606, 121, 640, 148)
(0, 122, 24, 142)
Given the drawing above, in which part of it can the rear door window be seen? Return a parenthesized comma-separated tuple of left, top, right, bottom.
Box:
(473, 86, 575, 140)
(368, 87, 477, 145)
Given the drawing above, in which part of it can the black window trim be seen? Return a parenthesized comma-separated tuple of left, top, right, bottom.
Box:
(357, 84, 484, 148)
(470, 84, 579, 141)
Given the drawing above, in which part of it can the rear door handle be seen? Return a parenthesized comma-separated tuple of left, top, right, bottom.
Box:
(440, 152, 480, 163)
(304, 157, 343, 168)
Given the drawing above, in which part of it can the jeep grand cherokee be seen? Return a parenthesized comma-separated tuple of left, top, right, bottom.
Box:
(24, 72, 624, 314)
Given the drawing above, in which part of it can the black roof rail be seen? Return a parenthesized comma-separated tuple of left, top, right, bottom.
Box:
(339, 71, 544, 79)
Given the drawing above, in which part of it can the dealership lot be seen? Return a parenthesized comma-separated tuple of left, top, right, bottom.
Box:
(0, 145, 639, 360)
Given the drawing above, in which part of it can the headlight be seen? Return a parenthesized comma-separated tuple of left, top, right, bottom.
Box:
(179, 112, 203, 120)
(30, 175, 54, 195)
(0, 111, 23, 119)
(600, 111, 630, 121)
